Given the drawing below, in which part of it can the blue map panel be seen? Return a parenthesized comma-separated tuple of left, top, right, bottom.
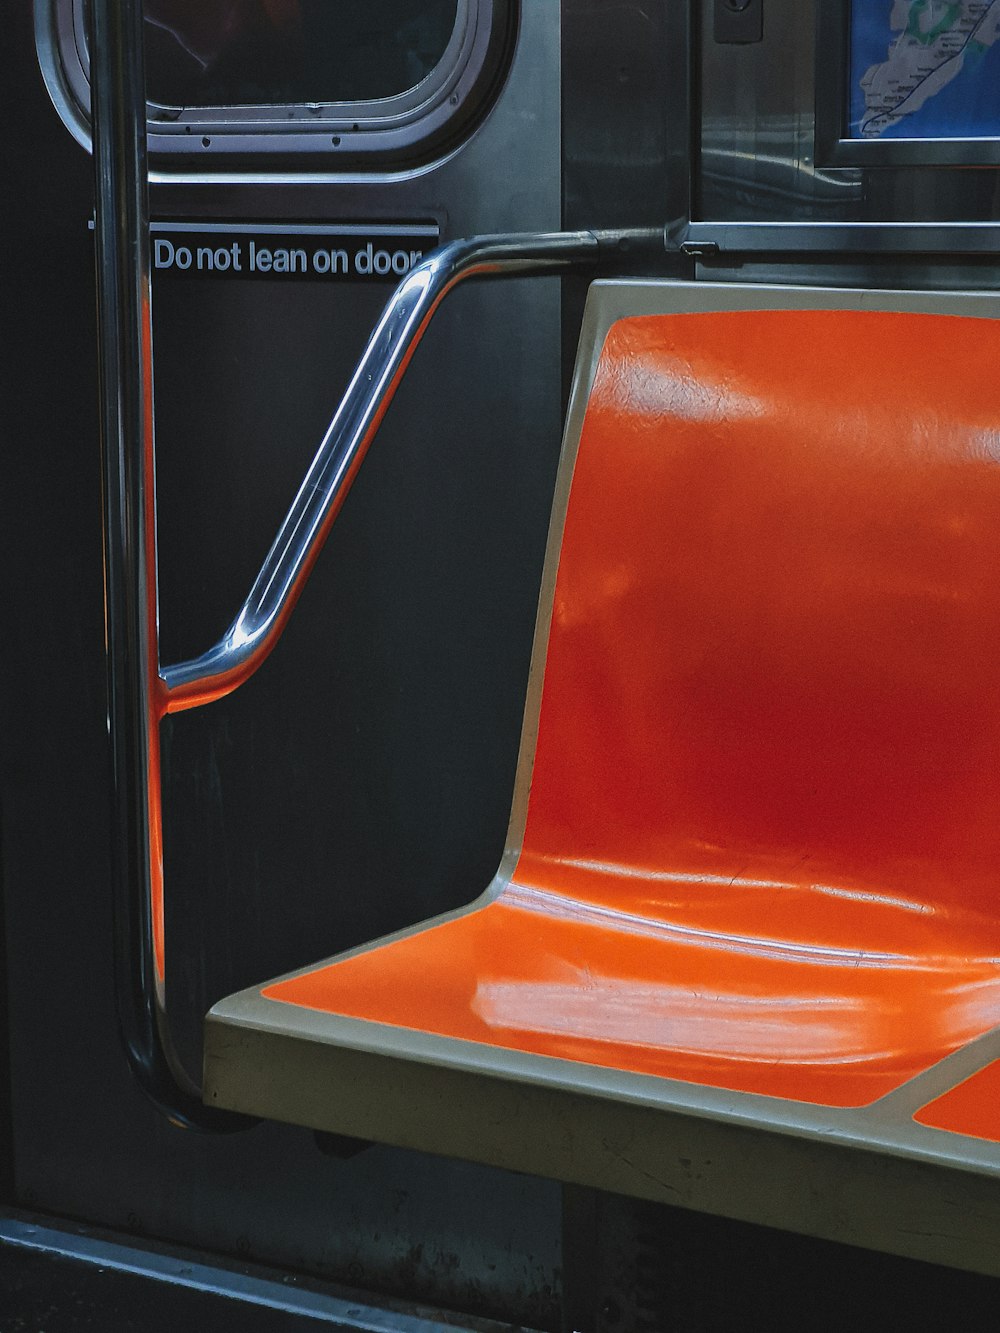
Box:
(849, 0, 1000, 139)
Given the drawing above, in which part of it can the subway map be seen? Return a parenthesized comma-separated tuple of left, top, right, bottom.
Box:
(851, 1, 1000, 138)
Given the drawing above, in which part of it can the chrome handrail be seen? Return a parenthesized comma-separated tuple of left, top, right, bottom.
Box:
(91, 0, 233, 1127)
(160, 231, 604, 712)
(91, 0, 664, 1130)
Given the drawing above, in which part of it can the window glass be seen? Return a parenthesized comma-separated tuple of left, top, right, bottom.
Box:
(45, 0, 508, 160)
(91, 0, 462, 107)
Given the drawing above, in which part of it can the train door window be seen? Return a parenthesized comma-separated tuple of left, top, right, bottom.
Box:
(137, 0, 460, 107)
(37, 0, 514, 163)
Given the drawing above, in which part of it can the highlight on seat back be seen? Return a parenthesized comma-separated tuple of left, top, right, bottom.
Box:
(204, 282, 1000, 1263)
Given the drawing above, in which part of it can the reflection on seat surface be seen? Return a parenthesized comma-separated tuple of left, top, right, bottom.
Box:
(205, 282, 1000, 1273)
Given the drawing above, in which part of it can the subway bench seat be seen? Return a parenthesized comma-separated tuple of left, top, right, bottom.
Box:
(205, 281, 1000, 1275)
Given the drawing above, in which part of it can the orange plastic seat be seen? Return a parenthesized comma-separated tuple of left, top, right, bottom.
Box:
(206, 282, 1000, 1273)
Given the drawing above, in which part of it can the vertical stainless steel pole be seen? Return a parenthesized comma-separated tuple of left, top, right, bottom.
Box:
(89, 0, 246, 1128)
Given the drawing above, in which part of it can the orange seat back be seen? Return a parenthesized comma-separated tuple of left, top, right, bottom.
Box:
(517, 308, 1000, 924)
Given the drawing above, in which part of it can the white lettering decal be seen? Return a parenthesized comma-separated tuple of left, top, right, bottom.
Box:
(152, 233, 428, 280)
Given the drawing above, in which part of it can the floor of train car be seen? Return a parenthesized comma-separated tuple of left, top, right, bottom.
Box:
(0, 1210, 526, 1333)
(3, 1203, 1000, 1331)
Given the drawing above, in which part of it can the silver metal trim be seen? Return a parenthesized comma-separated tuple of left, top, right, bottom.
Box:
(147, 222, 440, 238)
(205, 989, 1000, 1183)
(685, 221, 1000, 255)
(36, 0, 513, 165)
(0, 1213, 515, 1332)
(74, 0, 477, 127)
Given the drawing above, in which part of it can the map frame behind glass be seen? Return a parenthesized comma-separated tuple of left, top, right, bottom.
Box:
(815, 1, 1000, 166)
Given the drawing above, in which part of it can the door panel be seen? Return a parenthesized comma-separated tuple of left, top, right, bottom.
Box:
(4, 3, 563, 1324)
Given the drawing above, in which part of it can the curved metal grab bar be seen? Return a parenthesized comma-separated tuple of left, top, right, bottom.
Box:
(91, 0, 665, 1130)
(161, 230, 605, 711)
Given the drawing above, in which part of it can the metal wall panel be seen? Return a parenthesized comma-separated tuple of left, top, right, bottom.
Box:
(695, 0, 1000, 285)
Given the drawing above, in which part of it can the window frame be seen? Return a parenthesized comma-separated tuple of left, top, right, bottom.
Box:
(36, 0, 515, 166)
(814, 3, 1000, 169)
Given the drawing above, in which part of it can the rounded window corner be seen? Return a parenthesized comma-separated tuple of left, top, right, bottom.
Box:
(35, 0, 92, 151)
(36, 0, 517, 172)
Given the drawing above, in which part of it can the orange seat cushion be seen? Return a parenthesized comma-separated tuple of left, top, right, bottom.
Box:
(266, 308, 1000, 1108)
(914, 1061, 1000, 1142)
